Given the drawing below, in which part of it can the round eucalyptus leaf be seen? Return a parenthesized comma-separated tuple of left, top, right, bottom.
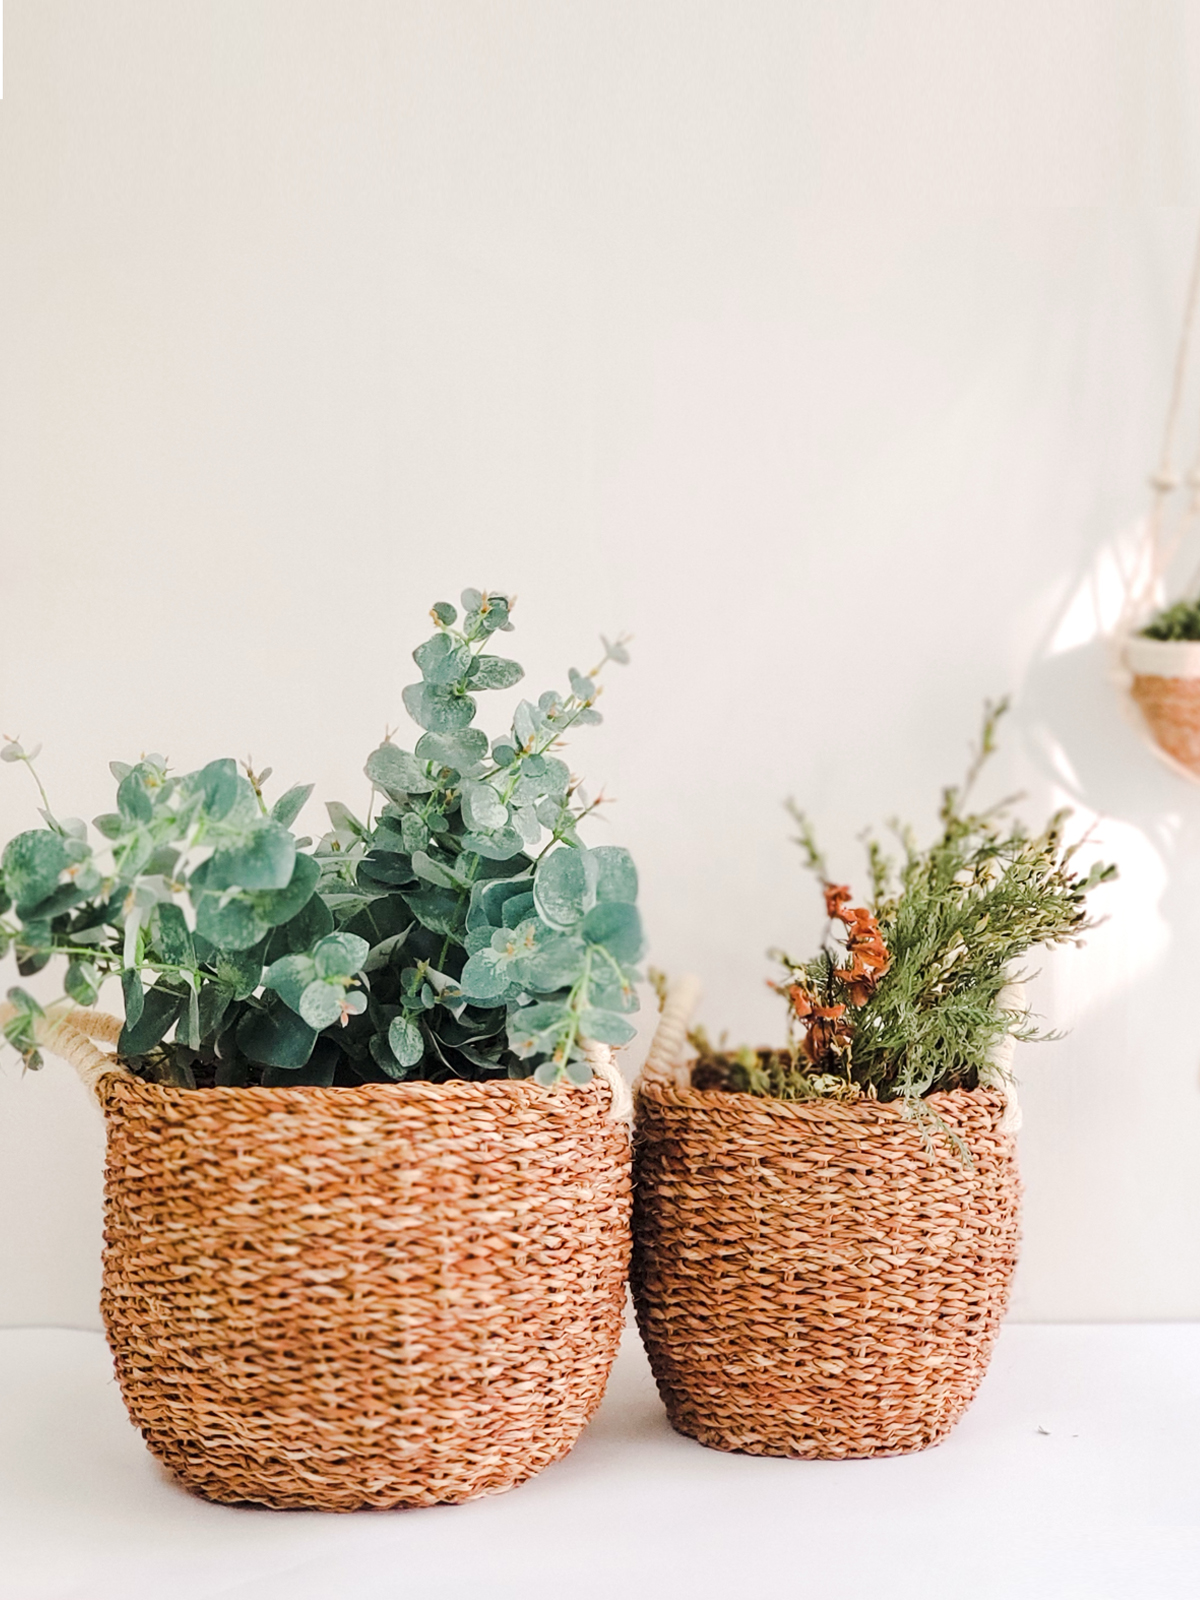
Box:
(298, 979, 346, 1029)
(402, 682, 477, 732)
(534, 846, 598, 930)
(314, 931, 369, 979)
(581, 900, 644, 964)
(591, 845, 639, 905)
(388, 1014, 425, 1067)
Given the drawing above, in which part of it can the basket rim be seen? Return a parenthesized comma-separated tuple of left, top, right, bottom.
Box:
(100, 1069, 613, 1112)
(636, 1077, 1006, 1126)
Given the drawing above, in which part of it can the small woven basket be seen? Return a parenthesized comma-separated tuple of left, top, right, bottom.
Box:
(631, 985, 1020, 1460)
(23, 1010, 632, 1511)
(1126, 635, 1200, 778)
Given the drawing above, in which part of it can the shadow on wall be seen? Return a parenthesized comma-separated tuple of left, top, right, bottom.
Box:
(1020, 519, 1200, 1017)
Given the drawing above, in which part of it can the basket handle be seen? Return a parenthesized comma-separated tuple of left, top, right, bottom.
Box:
(639, 973, 701, 1090)
(0, 1004, 129, 1101)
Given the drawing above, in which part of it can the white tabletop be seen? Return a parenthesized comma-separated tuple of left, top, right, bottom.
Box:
(1, 1321, 1196, 1600)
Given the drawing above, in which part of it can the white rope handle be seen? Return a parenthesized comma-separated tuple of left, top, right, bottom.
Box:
(0, 1004, 128, 1101)
(639, 974, 701, 1090)
(581, 1038, 633, 1124)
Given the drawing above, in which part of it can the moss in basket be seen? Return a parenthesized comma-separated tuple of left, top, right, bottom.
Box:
(689, 701, 1116, 1110)
(1141, 597, 1200, 640)
(0, 590, 645, 1089)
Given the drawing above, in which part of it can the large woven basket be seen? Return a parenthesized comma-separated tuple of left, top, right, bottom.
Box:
(631, 983, 1021, 1460)
(26, 1009, 632, 1510)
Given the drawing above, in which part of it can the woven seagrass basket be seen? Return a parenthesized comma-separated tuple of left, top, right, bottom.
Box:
(631, 982, 1021, 1460)
(1126, 635, 1200, 779)
(24, 1008, 632, 1511)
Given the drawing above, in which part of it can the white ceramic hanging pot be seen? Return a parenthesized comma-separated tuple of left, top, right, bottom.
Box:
(1124, 634, 1200, 777)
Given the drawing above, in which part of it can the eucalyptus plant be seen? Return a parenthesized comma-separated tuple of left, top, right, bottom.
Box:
(0, 590, 645, 1089)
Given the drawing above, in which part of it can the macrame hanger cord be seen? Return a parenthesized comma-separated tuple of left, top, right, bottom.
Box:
(1125, 215, 1200, 632)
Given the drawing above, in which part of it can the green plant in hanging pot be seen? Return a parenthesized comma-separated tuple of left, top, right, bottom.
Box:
(633, 702, 1115, 1461)
(0, 590, 643, 1512)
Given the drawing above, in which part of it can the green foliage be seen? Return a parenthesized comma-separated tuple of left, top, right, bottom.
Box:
(697, 702, 1116, 1107)
(0, 593, 643, 1092)
(1142, 597, 1200, 641)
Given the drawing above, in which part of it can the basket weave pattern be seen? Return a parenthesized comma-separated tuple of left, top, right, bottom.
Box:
(632, 1081, 1019, 1459)
(1131, 673, 1200, 776)
(99, 1073, 630, 1510)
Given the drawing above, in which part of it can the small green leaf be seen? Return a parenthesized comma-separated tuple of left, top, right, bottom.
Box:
(313, 932, 369, 979)
(460, 828, 525, 861)
(121, 969, 145, 1028)
(299, 979, 346, 1029)
(468, 875, 534, 931)
(431, 601, 457, 626)
(237, 993, 317, 1068)
(263, 953, 316, 1011)
(461, 586, 483, 612)
(119, 983, 186, 1056)
(198, 981, 231, 1040)
(401, 886, 467, 939)
(365, 744, 436, 797)
(153, 902, 195, 968)
(388, 1014, 425, 1067)
(414, 632, 472, 685)
(250, 851, 321, 929)
(207, 823, 296, 892)
(581, 900, 644, 964)
(565, 1059, 593, 1086)
(591, 845, 638, 904)
(458, 948, 518, 1003)
(580, 1007, 637, 1046)
(6, 986, 43, 1017)
(2, 830, 69, 916)
(402, 682, 477, 732)
(214, 938, 266, 1000)
(506, 1000, 571, 1057)
(189, 758, 239, 821)
(116, 772, 153, 824)
(401, 814, 430, 852)
(414, 729, 489, 770)
(92, 812, 125, 840)
(271, 783, 313, 829)
(264, 891, 334, 959)
(468, 655, 524, 690)
(460, 780, 508, 833)
(501, 891, 536, 929)
(410, 849, 462, 890)
(64, 960, 100, 1007)
(534, 846, 598, 930)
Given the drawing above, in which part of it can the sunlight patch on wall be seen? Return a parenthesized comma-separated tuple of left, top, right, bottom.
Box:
(1032, 787, 1169, 1032)
(1047, 520, 1155, 656)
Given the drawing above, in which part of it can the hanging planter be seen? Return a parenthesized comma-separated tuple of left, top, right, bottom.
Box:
(632, 705, 1114, 1460)
(1115, 225, 1200, 780)
(1125, 632, 1200, 778)
(0, 589, 645, 1509)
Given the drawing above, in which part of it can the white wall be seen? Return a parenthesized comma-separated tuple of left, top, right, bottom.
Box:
(3, 1, 1200, 1327)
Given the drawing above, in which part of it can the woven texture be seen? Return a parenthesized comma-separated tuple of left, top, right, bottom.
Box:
(1131, 673, 1200, 776)
(98, 1072, 630, 1510)
(632, 1081, 1020, 1459)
